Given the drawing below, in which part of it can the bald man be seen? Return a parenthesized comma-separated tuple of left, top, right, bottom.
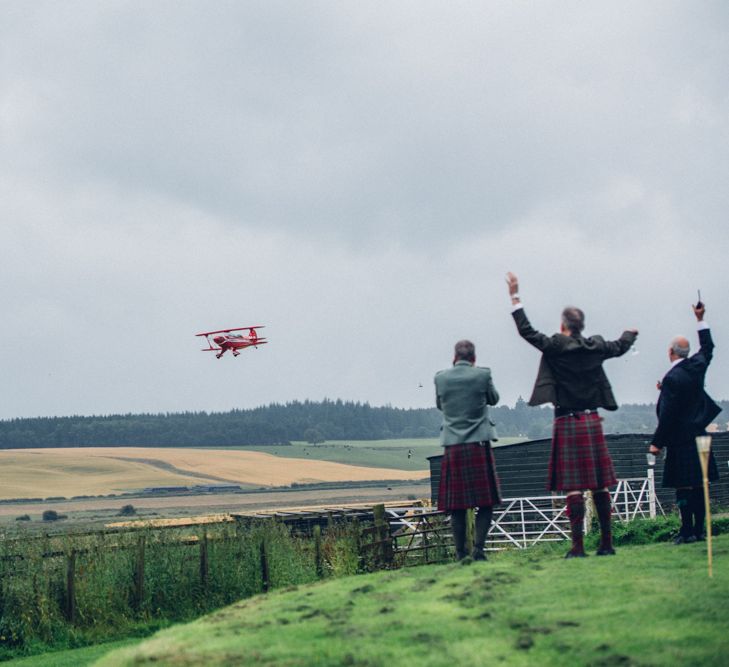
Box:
(649, 302, 721, 544)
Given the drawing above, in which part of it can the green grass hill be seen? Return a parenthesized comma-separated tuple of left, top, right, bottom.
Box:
(96, 536, 729, 667)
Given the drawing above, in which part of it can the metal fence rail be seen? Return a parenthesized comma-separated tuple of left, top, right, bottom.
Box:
(384, 472, 665, 555)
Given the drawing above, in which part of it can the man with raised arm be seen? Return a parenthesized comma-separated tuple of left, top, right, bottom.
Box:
(506, 272, 638, 558)
(435, 339, 500, 561)
(649, 302, 721, 544)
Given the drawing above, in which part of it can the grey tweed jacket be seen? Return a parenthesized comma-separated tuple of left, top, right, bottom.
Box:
(434, 360, 499, 446)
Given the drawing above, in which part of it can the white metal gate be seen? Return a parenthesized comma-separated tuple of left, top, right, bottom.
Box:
(385, 472, 665, 554)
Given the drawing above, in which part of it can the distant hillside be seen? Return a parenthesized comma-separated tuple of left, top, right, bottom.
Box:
(0, 398, 725, 448)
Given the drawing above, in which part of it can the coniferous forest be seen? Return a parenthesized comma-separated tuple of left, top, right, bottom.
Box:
(0, 398, 725, 448)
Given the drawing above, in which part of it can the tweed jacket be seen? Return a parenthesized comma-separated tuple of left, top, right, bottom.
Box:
(512, 307, 637, 411)
(434, 360, 499, 446)
(652, 327, 721, 449)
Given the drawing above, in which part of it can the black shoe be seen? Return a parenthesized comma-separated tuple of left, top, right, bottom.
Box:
(673, 534, 697, 545)
(596, 547, 616, 556)
(471, 550, 487, 561)
(694, 533, 706, 542)
(565, 550, 587, 559)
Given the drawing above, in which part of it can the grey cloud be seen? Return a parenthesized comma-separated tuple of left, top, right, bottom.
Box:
(1, 2, 728, 418)
(3, 2, 727, 248)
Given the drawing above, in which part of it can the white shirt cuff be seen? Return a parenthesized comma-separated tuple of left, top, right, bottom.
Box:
(511, 302, 524, 313)
(697, 321, 709, 331)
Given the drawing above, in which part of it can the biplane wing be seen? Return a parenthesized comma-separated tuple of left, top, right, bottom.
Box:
(195, 325, 265, 337)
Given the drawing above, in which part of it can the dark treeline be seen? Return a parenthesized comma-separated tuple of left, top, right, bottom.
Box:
(493, 398, 728, 439)
(0, 398, 725, 448)
(0, 400, 439, 448)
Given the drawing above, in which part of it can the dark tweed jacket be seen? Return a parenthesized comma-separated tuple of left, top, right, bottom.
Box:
(652, 327, 721, 449)
(512, 307, 637, 411)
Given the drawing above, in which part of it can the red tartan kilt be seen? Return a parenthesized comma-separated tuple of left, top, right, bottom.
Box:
(548, 413, 617, 492)
(438, 442, 501, 511)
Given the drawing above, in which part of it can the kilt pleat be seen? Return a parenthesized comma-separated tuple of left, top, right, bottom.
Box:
(548, 413, 617, 491)
(437, 442, 501, 511)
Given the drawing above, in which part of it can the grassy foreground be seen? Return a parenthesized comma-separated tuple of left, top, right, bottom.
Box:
(97, 536, 729, 667)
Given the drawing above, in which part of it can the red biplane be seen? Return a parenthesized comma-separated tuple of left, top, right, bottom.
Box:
(196, 326, 267, 359)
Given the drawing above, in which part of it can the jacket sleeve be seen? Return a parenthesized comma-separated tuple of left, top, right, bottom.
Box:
(512, 308, 559, 353)
(695, 328, 714, 366)
(601, 330, 638, 359)
(651, 374, 679, 449)
(485, 372, 499, 406)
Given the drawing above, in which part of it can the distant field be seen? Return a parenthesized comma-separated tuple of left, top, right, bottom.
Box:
(0, 438, 525, 503)
(237, 436, 526, 471)
(0, 446, 428, 500)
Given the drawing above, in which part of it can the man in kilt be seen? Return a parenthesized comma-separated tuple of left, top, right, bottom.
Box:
(506, 272, 638, 558)
(649, 301, 720, 544)
(435, 340, 500, 561)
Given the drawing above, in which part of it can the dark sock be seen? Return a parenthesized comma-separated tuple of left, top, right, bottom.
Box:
(676, 489, 692, 537)
(472, 506, 493, 559)
(450, 510, 467, 560)
(690, 487, 706, 538)
(565, 494, 585, 556)
(593, 490, 613, 552)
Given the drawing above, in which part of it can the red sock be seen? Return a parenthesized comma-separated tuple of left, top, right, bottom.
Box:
(566, 494, 585, 555)
(593, 490, 613, 552)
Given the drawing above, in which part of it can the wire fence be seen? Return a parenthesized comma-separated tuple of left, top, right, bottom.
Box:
(0, 474, 664, 652)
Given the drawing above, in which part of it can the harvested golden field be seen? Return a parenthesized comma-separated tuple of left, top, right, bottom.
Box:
(0, 447, 428, 500)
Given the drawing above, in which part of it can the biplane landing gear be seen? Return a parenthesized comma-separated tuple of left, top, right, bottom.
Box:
(216, 351, 225, 359)
(232, 350, 240, 357)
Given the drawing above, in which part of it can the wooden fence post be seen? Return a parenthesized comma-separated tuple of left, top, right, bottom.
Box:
(352, 517, 363, 570)
(313, 524, 323, 578)
(260, 537, 269, 593)
(65, 550, 76, 623)
(134, 535, 145, 611)
(200, 532, 209, 591)
(421, 516, 430, 564)
(373, 504, 393, 566)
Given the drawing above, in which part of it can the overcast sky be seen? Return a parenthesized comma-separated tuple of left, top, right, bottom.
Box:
(2, 1, 728, 419)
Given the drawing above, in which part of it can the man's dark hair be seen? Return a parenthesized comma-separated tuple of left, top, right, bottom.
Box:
(454, 339, 476, 362)
(561, 307, 585, 335)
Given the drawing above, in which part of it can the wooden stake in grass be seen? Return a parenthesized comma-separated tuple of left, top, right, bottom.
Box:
(695, 435, 713, 578)
(65, 550, 76, 623)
